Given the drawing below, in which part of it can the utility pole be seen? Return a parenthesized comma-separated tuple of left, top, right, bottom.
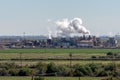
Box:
(19, 53, 22, 67)
(112, 53, 116, 77)
(69, 52, 72, 76)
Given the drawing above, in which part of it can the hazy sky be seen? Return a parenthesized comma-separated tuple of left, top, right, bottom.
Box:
(0, 0, 120, 36)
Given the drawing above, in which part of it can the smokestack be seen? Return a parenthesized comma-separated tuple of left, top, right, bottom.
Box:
(55, 18, 90, 37)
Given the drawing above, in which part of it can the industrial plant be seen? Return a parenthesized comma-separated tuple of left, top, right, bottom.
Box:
(0, 18, 119, 49)
(0, 35, 118, 49)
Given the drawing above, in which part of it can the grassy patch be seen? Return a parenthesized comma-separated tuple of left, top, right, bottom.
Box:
(0, 76, 30, 80)
(0, 48, 120, 53)
(0, 60, 118, 66)
(0, 76, 104, 80)
(0, 52, 106, 59)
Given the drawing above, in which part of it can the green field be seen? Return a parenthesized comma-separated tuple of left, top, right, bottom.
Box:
(0, 77, 104, 80)
(0, 48, 120, 53)
(0, 60, 118, 66)
(0, 52, 106, 59)
(0, 48, 118, 59)
(0, 49, 119, 79)
(0, 48, 119, 65)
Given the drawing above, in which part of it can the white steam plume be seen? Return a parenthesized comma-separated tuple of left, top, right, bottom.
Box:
(55, 18, 90, 37)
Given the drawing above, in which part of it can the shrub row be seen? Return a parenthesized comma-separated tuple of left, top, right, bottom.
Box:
(0, 62, 119, 77)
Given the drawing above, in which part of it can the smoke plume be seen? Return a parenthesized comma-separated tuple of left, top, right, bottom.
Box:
(55, 18, 90, 36)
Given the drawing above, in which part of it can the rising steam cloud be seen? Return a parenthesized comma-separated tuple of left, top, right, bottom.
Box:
(55, 18, 90, 36)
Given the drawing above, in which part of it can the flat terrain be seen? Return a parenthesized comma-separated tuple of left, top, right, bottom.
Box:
(0, 48, 119, 59)
(0, 52, 106, 59)
(0, 49, 119, 79)
(0, 60, 118, 66)
(0, 77, 104, 80)
(0, 48, 120, 53)
(0, 48, 119, 65)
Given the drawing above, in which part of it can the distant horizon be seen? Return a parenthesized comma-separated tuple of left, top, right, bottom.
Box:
(0, 33, 120, 37)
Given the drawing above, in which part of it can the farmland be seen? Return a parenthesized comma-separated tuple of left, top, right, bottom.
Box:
(0, 52, 106, 59)
(0, 48, 120, 80)
(0, 60, 119, 66)
(0, 77, 105, 80)
(0, 48, 119, 65)
(0, 48, 120, 53)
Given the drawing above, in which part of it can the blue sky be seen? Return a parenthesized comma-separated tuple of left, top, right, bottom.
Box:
(0, 0, 120, 36)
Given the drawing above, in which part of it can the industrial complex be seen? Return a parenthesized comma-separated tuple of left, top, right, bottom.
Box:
(0, 35, 118, 49)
